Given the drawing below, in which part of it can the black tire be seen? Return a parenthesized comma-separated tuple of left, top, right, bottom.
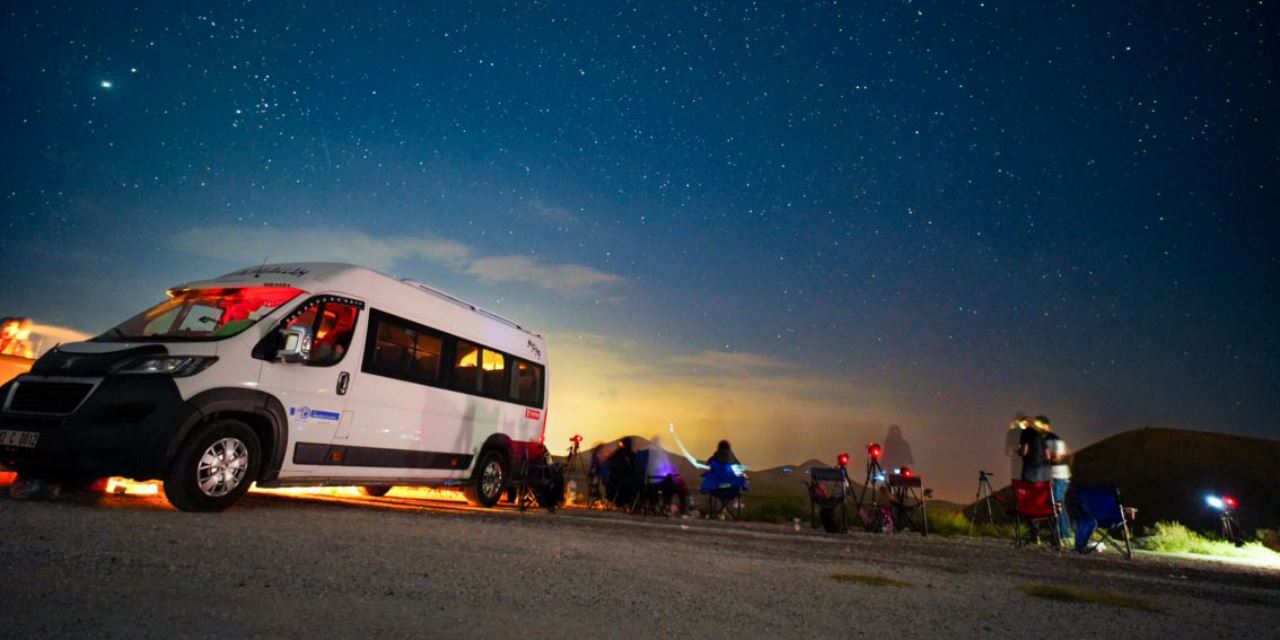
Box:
(463, 449, 507, 508)
(360, 485, 392, 497)
(163, 418, 261, 512)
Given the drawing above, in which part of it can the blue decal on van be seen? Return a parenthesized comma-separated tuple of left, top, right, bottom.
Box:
(288, 406, 339, 421)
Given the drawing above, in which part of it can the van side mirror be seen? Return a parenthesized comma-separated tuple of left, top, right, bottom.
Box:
(278, 325, 312, 363)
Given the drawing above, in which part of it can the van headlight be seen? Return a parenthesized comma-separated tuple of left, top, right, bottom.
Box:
(116, 356, 218, 377)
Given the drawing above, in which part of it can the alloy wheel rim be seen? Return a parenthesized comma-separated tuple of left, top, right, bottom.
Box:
(196, 437, 249, 497)
(481, 460, 503, 499)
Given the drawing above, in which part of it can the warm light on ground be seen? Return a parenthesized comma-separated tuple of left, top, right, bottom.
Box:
(103, 478, 160, 496)
(380, 486, 470, 503)
(248, 483, 471, 503)
(249, 485, 365, 498)
(88, 478, 473, 504)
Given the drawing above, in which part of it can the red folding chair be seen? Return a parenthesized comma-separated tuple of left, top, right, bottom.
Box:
(1011, 480, 1061, 549)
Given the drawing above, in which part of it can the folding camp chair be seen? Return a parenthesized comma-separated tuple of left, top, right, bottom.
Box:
(514, 450, 566, 513)
(1073, 485, 1134, 558)
(637, 474, 683, 516)
(1011, 480, 1061, 549)
(888, 471, 929, 536)
(804, 466, 850, 533)
(700, 461, 747, 520)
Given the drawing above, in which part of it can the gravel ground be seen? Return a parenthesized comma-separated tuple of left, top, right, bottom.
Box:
(2, 490, 1277, 639)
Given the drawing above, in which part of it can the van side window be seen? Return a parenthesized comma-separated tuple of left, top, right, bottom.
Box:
(295, 301, 359, 367)
(412, 332, 443, 381)
(480, 349, 506, 396)
(453, 341, 481, 392)
(511, 360, 544, 406)
(365, 313, 443, 384)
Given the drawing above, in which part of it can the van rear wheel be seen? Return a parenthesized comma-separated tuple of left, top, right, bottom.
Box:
(163, 419, 261, 512)
(463, 449, 507, 508)
(360, 485, 392, 497)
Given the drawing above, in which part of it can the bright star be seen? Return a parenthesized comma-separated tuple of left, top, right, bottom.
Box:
(100, 80, 113, 89)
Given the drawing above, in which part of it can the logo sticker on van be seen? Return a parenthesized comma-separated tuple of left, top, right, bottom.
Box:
(289, 406, 340, 422)
(525, 408, 541, 421)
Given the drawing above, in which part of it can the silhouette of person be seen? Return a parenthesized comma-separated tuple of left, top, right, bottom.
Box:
(882, 424, 914, 471)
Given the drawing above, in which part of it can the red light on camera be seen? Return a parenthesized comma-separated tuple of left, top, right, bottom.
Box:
(900, 466, 913, 478)
(837, 452, 850, 467)
(867, 443, 883, 460)
(571, 434, 583, 444)
(1224, 496, 1238, 508)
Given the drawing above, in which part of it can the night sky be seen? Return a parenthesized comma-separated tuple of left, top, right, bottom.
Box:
(2, 2, 1277, 498)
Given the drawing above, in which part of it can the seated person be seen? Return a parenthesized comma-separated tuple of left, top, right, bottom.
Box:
(311, 328, 353, 366)
(706, 440, 740, 467)
(659, 473, 691, 515)
(604, 437, 639, 506)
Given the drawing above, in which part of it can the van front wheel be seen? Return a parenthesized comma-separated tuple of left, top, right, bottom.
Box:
(163, 419, 261, 512)
(463, 449, 506, 508)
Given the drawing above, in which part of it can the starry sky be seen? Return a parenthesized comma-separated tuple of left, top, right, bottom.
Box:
(2, 1, 1277, 498)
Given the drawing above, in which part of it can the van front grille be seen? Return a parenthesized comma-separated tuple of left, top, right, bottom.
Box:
(7, 381, 96, 414)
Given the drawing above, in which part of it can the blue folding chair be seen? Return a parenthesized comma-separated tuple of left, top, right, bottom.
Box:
(1074, 485, 1134, 558)
(700, 461, 748, 519)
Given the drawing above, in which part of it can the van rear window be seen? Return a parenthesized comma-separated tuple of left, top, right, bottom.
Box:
(511, 360, 544, 405)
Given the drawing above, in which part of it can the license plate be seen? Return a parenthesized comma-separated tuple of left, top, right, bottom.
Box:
(0, 429, 39, 448)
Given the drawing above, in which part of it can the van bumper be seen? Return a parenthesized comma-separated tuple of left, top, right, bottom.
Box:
(0, 375, 201, 480)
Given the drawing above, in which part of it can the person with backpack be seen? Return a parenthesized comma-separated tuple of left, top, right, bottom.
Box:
(1017, 417, 1051, 483)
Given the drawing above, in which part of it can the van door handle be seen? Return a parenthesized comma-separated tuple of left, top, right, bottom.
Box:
(336, 372, 350, 396)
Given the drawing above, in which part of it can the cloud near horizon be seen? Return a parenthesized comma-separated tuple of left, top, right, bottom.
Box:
(465, 256, 622, 295)
(542, 331, 910, 467)
(170, 225, 621, 296)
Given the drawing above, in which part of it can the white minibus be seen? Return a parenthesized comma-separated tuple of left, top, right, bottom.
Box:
(0, 263, 549, 511)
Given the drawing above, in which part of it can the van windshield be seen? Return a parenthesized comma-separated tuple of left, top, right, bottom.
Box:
(99, 286, 304, 342)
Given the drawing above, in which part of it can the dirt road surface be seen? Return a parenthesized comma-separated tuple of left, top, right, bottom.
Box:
(2, 490, 1277, 639)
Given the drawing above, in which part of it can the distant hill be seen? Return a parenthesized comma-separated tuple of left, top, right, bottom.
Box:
(1067, 428, 1279, 531)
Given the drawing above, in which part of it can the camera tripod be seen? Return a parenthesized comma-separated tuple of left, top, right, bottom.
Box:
(564, 438, 588, 479)
(854, 456, 886, 515)
(968, 470, 1001, 535)
(1220, 509, 1245, 548)
(565, 439, 607, 509)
